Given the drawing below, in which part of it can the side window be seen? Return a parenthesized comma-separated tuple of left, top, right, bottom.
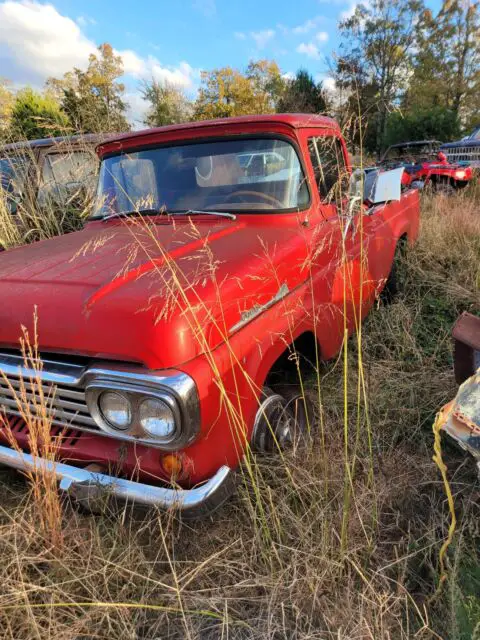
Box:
(38, 151, 98, 206)
(308, 136, 348, 202)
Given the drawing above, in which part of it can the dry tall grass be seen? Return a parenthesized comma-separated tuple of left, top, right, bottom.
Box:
(0, 133, 97, 250)
(0, 180, 479, 638)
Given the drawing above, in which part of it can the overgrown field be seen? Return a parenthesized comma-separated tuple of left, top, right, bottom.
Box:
(0, 188, 479, 639)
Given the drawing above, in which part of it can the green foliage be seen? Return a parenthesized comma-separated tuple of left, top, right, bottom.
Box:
(407, 1, 480, 129)
(336, 0, 424, 153)
(141, 81, 192, 127)
(8, 88, 69, 140)
(384, 107, 461, 147)
(277, 69, 329, 114)
(193, 60, 284, 120)
(50, 43, 130, 134)
(0, 78, 14, 139)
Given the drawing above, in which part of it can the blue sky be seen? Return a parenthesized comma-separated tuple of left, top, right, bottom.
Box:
(0, 0, 442, 126)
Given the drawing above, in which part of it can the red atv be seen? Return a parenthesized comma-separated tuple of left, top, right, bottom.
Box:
(380, 140, 473, 194)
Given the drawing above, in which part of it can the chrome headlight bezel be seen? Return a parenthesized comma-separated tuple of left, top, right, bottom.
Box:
(84, 368, 200, 450)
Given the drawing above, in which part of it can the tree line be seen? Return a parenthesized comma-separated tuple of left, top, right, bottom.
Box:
(0, 0, 478, 154)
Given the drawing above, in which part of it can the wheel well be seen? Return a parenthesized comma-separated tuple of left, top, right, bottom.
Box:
(430, 174, 455, 186)
(264, 331, 321, 388)
(398, 232, 408, 250)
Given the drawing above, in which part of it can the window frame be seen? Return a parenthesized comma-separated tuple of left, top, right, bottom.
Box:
(307, 134, 349, 204)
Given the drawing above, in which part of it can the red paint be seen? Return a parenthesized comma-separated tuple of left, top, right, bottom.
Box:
(0, 115, 420, 486)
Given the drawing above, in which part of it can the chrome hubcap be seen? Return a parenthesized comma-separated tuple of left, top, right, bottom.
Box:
(252, 392, 296, 452)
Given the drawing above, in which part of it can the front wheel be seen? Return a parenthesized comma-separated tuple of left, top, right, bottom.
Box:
(434, 180, 456, 196)
(252, 386, 314, 453)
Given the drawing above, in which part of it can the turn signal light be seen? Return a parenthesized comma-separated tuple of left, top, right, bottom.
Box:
(161, 453, 184, 479)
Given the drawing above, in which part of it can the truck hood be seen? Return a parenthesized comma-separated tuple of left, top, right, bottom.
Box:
(0, 217, 312, 368)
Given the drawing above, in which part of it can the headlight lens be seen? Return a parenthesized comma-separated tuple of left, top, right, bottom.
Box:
(139, 397, 176, 439)
(456, 170, 466, 179)
(99, 391, 132, 430)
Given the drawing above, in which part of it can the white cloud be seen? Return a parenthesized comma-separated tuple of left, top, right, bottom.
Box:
(117, 50, 198, 89)
(250, 29, 275, 49)
(292, 17, 323, 35)
(149, 60, 197, 89)
(117, 48, 147, 77)
(76, 15, 96, 27)
(0, 1, 198, 125)
(316, 31, 329, 42)
(124, 90, 150, 129)
(296, 42, 320, 59)
(0, 0, 96, 82)
(234, 31, 246, 40)
(282, 71, 295, 80)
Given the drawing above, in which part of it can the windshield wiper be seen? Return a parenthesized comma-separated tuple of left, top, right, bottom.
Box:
(173, 209, 237, 220)
(101, 208, 165, 222)
(101, 208, 236, 222)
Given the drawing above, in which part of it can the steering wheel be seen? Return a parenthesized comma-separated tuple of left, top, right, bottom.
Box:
(222, 190, 284, 209)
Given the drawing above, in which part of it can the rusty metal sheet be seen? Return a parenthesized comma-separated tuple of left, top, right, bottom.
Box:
(438, 369, 480, 472)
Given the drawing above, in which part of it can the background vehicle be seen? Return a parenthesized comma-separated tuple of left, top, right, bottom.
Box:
(440, 127, 480, 167)
(380, 140, 473, 192)
(0, 114, 420, 516)
(0, 134, 103, 216)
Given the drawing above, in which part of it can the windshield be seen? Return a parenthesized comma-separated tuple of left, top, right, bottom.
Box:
(92, 138, 309, 218)
(384, 143, 439, 163)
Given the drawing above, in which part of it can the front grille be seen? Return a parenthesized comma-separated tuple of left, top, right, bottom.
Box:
(0, 352, 101, 435)
(5, 413, 83, 447)
(0, 374, 97, 431)
(445, 146, 480, 165)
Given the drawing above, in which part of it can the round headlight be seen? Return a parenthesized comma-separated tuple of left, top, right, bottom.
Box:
(99, 391, 132, 430)
(139, 398, 176, 439)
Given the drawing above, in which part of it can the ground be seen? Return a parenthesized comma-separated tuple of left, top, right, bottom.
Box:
(0, 185, 479, 639)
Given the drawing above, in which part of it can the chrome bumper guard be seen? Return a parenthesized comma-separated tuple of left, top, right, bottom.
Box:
(0, 445, 234, 518)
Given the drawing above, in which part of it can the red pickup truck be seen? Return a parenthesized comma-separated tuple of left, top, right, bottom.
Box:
(0, 115, 420, 516)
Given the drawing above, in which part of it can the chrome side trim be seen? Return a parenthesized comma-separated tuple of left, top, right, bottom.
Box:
(229, 283, 289, 333)
(0, 445, 234, 517)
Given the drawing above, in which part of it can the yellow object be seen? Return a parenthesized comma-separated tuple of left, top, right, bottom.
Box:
(161, 453, 183, 478)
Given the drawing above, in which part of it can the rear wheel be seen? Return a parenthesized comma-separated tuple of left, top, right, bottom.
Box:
(252, 386, 314, 453)
(381, 238, 407, 303)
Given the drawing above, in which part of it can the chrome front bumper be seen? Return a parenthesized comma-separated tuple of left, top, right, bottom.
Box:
(0, 445, 235, 518)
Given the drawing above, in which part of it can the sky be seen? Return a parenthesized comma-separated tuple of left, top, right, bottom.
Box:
(0, 0, 442, 127)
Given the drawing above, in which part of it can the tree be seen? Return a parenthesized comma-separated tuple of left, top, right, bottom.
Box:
(335, 0, 424, 153)
(193, 60, 284, 120)
(277, 69, 329, 114)
(407, 1, 480, 130)
(9, 88, 69, 140)
(384, 106, 461, 146)
(48, 43, 130, 133)
(0, 78, 15, 137)
(141, 80, 192, 127)
(332, 56, 380, 153)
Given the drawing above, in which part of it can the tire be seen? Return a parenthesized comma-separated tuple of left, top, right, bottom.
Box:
(381, 239, 407, 303)
(252, 385, 315, 453)
(434, 180, 455, 196)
